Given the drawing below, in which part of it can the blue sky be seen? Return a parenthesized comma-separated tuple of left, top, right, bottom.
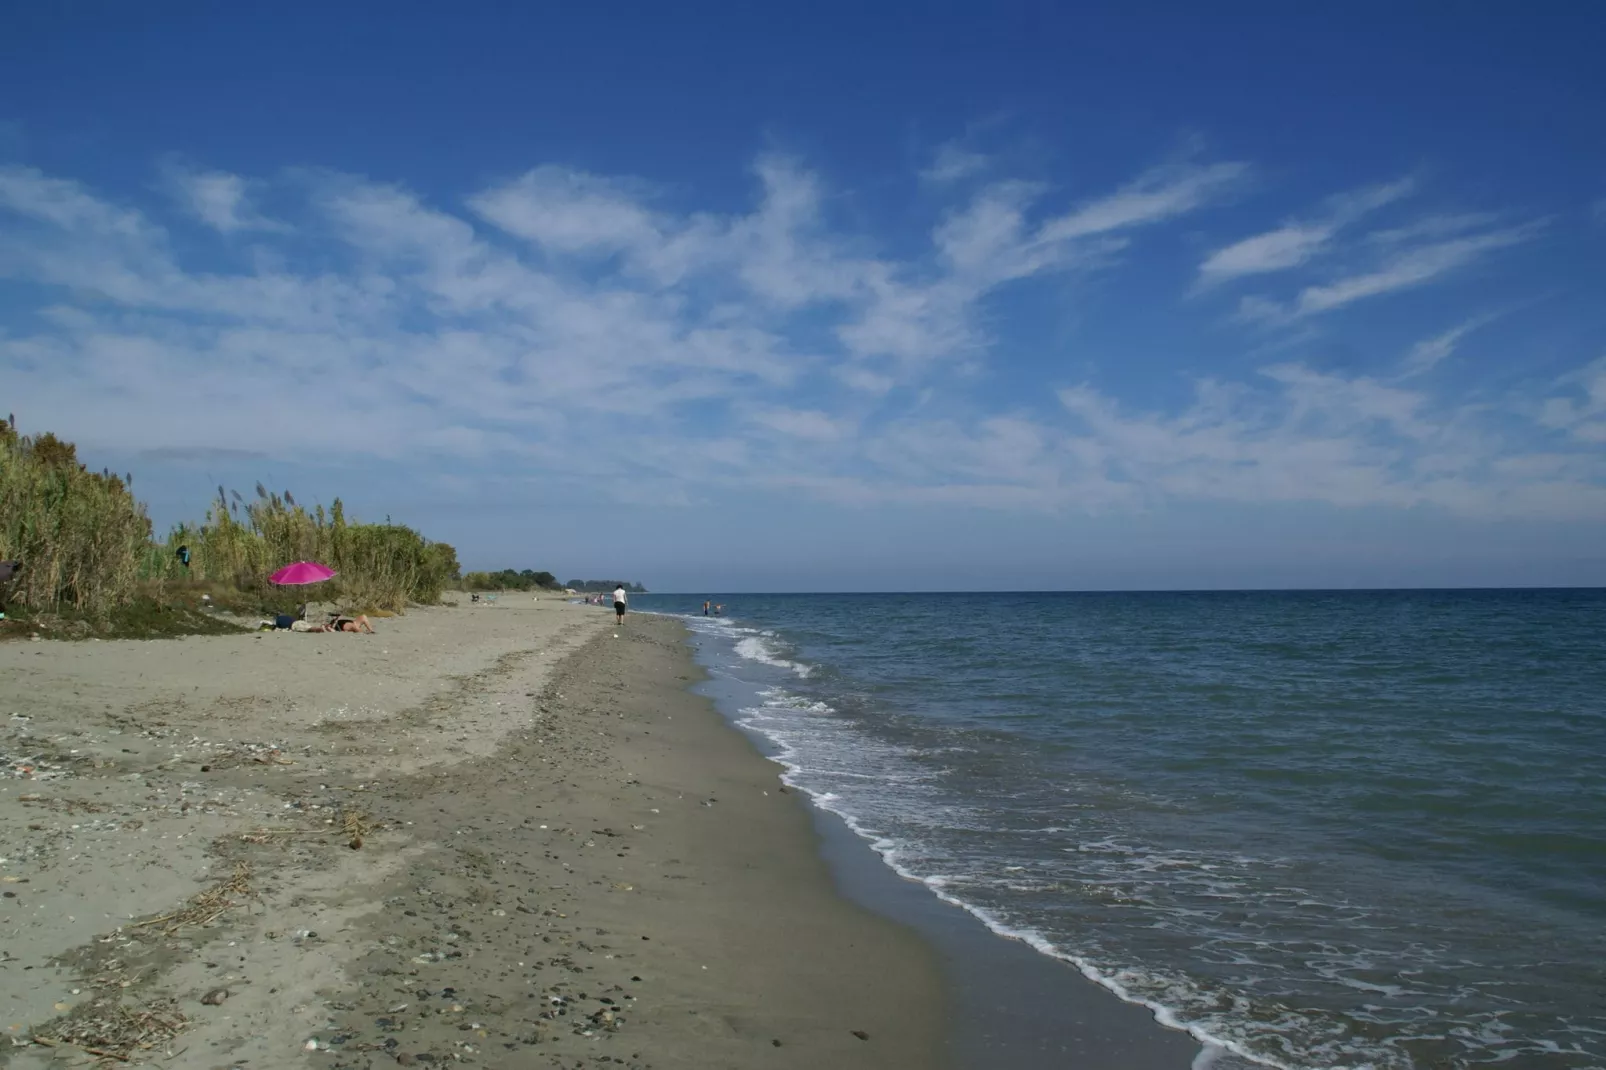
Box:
(2, 4, 1604, 590)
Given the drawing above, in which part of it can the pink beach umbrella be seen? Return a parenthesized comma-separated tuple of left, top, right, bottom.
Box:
(268, 561, 337, 586)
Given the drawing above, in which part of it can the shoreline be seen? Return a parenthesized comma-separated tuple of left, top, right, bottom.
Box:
(682, 616, 1212, 1070)
(1, 600, 947, 1068)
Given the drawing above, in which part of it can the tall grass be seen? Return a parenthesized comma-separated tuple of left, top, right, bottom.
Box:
(0, 418, 153, 614)
(3, 418, 459, 616)
(142, 485, 459, 612)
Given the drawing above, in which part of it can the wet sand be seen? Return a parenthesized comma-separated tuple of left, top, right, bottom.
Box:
(0, 602, 946, 1068)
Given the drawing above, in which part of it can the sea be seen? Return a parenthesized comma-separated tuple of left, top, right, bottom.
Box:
(629, 590, 1606, 1070)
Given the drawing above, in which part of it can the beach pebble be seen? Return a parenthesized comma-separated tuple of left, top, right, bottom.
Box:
(201, 987, 229, 1005)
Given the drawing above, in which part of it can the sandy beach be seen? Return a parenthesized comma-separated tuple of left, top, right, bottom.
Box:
(0, 601, 947, 1069)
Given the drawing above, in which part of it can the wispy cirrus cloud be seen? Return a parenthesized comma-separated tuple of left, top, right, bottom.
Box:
(1201, 174, 1544, 326)
(1049, 365, 1606, 519)
(1232, 216, 1544, 325)
(1196, 177, 1413, 287)
(1291, 221, 1543, 317)
(0, 153, 1599, 524)
(1040, 160, 1247, 243)
(162, 163, 285, 233)
(735, 358, 1606, 520)
(750, 407, 857, 441)
(1538, 357, 1606, 444)
(0, 152, 1240, 461)
(467, 166, 659, 254)
(1400, 314, 1498, 378)
(921, 140, 990, 184)
(837, 158, 1247, 365)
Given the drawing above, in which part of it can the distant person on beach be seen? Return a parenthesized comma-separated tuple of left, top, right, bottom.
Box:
(613, 584, 628, 624)
(703, 600, 710, 616)
(714, 603, 723, 616)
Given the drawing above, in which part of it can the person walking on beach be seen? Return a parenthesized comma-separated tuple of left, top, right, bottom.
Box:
(613, 584, 628, 624)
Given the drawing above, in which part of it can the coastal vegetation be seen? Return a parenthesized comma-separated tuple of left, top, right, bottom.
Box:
(461, 568, 561, 592)
(0, 419, 150, 617)
(141, 485, 461, 613)
(0, 417, 469, 635)
(460, 573, 650, 594)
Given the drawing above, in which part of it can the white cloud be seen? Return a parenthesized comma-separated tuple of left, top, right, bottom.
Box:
(751, 408, 854, 441)
(0, 165, 153, 237)
(1200, 222, 1335, 284)
(473, 154, 863, 313)
(833, 366, 895, 394)
(1053, 365, 1606, 519)
(921, 141, 989, 184)
(468, 166, 659, 254)
(1294, 222, 1542, 316)
(839, 158, 1247, 365)
(1400, 314, 1496, 377)
(164, 165, 285, 233)
(1364, 212, 1498, 247)
(1537, 356, 1606, 444)
(0, 154, 1599, 525)
(1203, 180, 1545, 327)
(1197, 177, 1413, 286)
(1323, 177, 1418, 220)
(933, 179, 1045, 279)
(1038, 160, 1247, 243)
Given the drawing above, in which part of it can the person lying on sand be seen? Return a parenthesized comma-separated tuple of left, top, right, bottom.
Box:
(261, 603, 315, 631)
(260, 610, 374, 633)
(283, 615, 372, 633)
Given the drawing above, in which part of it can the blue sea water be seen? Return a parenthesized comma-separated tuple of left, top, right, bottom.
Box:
(632, 590, 1606, 1070)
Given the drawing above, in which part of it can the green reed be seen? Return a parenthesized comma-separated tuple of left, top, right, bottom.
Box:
(142, 485, 459, 612)
(3, 418, 459, 616)
(0, 419, 153, 615)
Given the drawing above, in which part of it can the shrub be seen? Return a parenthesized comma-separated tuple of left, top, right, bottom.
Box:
(2, 418, 461, 618)
(462, 568, 559, 592)
(0, 418, 153, 614)
(143, 489, 455, 613)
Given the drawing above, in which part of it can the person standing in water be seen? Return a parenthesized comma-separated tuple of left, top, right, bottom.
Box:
(703, 600, 710, 616)
(613, 584, 628, 624)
